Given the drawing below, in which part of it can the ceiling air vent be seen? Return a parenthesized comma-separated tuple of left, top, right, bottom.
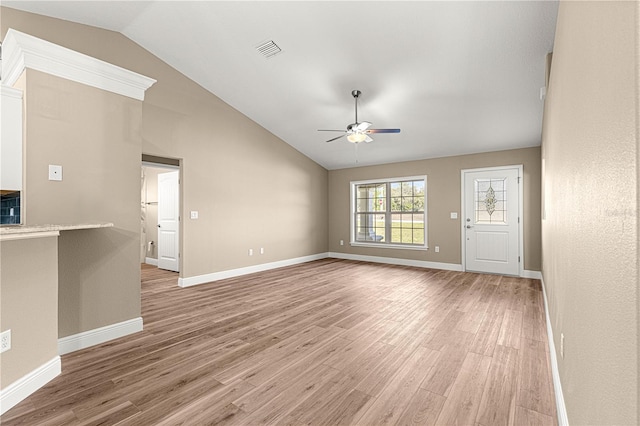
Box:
(256, 40, 282, 59)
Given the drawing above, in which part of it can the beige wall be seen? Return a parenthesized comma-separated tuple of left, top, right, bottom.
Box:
(1, 236, 58, 387)
(541, 2, 638, 424)
(142, 86, 328, 277)
(328, 147, 541, 271)
(23, 69, 143, 338)
(2, 7, 328, 337)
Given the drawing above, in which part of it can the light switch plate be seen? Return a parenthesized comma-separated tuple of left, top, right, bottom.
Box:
(450, 212, 458, 219)
(49, 165, 63, 181)
(190, 211, 198, 219)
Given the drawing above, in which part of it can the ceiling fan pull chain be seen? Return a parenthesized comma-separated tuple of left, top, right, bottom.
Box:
(355, 142, 359, 163)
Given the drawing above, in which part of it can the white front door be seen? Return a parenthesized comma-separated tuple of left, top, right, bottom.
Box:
(157, 170, 180, 272)
(463, 166, 521, 276)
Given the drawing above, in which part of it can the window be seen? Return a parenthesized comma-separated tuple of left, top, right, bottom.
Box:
(474, 178, 507, 224)
(351, 176, 427, 249)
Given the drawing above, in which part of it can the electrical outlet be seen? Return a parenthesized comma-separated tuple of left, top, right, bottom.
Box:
(1, 329, 11, 353)
(435, 246, 440, 253)
(260, 247, 264, 255)
(248, 249, 253, 256)
(340, 240, 344, 246)
(560, 333, 565, 359)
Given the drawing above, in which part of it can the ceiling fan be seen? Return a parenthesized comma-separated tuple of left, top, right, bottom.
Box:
(318, 90, 401, 143)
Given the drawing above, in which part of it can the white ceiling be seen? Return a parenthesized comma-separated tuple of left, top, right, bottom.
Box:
(4, 1, 558, 170)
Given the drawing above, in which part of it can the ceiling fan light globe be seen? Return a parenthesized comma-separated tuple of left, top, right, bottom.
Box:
(347, 133, 367, 143)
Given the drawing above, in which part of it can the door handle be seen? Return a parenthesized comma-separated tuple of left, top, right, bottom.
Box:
(466, 225, 473, 229)
(157, 224, 161, 228)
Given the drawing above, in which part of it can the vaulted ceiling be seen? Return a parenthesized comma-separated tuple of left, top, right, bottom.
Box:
(3, 1, 558, 170)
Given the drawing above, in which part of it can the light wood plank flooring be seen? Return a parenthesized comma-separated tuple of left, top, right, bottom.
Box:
(2, 259, 557, 425)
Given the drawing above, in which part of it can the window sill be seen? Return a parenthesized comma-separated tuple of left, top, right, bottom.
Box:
(350, 242, 429, 251)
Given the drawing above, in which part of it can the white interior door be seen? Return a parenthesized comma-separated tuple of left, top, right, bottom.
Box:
(463, 166, 521, 276)
(157, 170, 179, 272)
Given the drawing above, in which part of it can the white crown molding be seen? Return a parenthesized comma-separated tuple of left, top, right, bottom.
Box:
(1, 29, 155, 100)
(0, 356, 61, 416)
(0, 85, 23, 99)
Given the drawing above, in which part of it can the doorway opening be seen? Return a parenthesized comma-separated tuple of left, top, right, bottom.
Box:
(141, 154, 181, 273)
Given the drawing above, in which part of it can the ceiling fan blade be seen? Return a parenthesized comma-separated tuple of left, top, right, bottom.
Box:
(365, 128, 401, 134)
(318, 129, 346, 132)
(326, 134, 346, 143)
(355, 121, 372, 132)
(364, 135, 374, 143)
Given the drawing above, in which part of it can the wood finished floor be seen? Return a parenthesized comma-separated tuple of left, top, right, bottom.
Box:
(2, 259, 557, 425)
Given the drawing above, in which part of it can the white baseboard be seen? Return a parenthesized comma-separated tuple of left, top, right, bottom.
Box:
(540, 274, 569, 425)
(328, 252, 463, 272)
(0, 356, 61, 416)
(176, 252, 531, 286)
(522, 270, 543, 279)
(58, 317, 143, 356)
(178, 253, 330, 287)
(145, 257, 158, 266)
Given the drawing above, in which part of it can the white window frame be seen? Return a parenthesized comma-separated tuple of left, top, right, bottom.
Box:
(350, 175, 428, 250)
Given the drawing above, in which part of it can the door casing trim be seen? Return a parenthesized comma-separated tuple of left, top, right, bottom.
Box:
(142, 155, 183, 276)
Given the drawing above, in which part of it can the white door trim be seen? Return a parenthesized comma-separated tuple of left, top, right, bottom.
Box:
(460, 165, 524, 277)
(142, 161, 179, 171)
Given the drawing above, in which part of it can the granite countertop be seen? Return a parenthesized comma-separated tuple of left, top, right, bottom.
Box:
(0, 222, 114, 238)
